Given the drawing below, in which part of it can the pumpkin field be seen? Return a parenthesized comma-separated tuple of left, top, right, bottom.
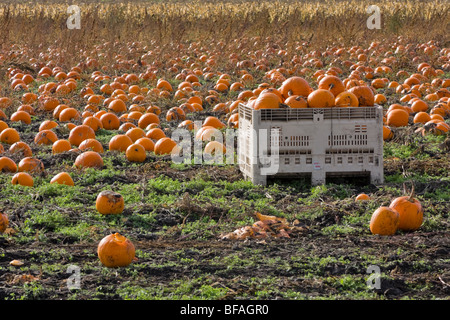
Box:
(0, 0, 449, 303)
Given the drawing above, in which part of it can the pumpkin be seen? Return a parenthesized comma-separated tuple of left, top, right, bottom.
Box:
(100, 112, 121, 130)
(386, 108, 409, 127)
(307, 89, 335, 108)
(204, 141, 227, 156)
(279, 76, 313, 99)
(137, 112, 160, 129)
(252, 92, 281, 109)
(79, 138, 104, 153)
(383, 126, 394, 140)
(18, 157, 44, 174)
(0, 212, 9, 233)
(0, 128, 21, 144)
(74, 151, 104, 169)
(68, 125, 96, 147)
(135, 137, 155, 152)
(97, 233, 135, 268)
(154, 137, 179, 155)
(9, 141, 32, 157)
(0, 156, 17, 173)
(369, 206, 399, 236)
(109, 134, 133, 152)
(146, 128, 166, 141)
(335, 91, 359, 107)
(355, 193, 370, 201)
(126, 143, 147, 163)
(203, 116, 226, 129)
(96, 190, 124, 215)
(318, 75, 345, 97)
(10, 111, 31, 125)
(11, 172, 34, 187)
(34, 129, 58, 145)
(284, 95, 308, 108)
(52, 139, 72, 154)
(389, 184, 423, 231)
(50, 172, 74, 186)
(348, 85, 375, 106)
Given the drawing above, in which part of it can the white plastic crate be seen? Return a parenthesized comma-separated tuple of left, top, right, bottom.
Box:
(238, 103, 384, 185)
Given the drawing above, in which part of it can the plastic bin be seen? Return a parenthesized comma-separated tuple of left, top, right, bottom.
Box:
(237, 103, 384, 185)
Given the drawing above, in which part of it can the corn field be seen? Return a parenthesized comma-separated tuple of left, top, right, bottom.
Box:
(0, 0, 448, 51)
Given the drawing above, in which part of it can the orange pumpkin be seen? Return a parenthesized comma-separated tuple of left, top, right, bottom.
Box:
(318, 75, 345, 97)
(0, 128, 20, 144)
(18, 157, 44, 174)
(348, 85, 375, 106)
(68, 125, 96, 147)
(126, 143, 147, 162)
(34, 129, 58, 145)
(109, 134, 133, 152)
(389, 185, 423, 231)
(96, 191, 125, 215)
(307, 89, 335, 108)
(0, 156, 17, 173)
(97, 233, 135, 268)
(355, 193, 370, 201)
(369, 206, 399, 236)
(0, 212, 9, 233)
(74, 151, 104, 169)
(79, 138, 104, 153)
(154, 137, 179, 155)
(9, 141, 32, 157)
(279, 76, 313, 99)
(50, 172, 74, 186)
(11, 172, 34, 187)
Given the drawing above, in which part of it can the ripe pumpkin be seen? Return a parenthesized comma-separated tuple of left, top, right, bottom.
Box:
(146, 128, 166, 141)
(0, 156, 17, 173)
(0, 128, 21, 144)
(154, 137, 179, 155)
(97, 233, 135, 268)
(18, 157, 44, 174)
(50, 172, 74, 186)
(318, 75, 345, 97)
(389, 185, 423, 231)
(204, 141, 226, 156)
(34, 129, 58, 145)
(335, 91, 359, 107)
(252, 92, 281, 110)
(355, 193, 370, 201)
(11, 172, 34, 187)
(369, 206, 399, 236)
(348, 85, 375, 106)
(0, 212, 9, 233)
(307, 89, 335, 108)
(279, 76, 313, 98)
(9, 141, 32, 157)
(284, 95, 308, 109)
(109, 134, 133, 152)
(52, 139, 72, 154)
(68, 125, 96, 147)
(126, 143, 147, 163)
(74, 151, 104, 169)
(203, 116, 226, 129)
(135, 137, 155, 152)
(96, 191, 124, 215)
(386, 108, 409, 127)
(79, 138, 104, 153)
